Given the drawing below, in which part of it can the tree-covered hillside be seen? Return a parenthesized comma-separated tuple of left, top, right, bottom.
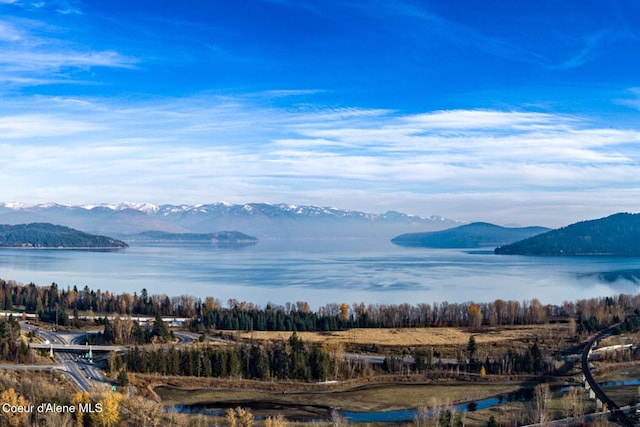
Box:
(0, 223, 128, 248)
(391, 222, 549, 248)
(495, 212, 640, 256)
(136, 230, 257, 243)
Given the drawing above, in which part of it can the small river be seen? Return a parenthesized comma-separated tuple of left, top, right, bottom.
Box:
(169, 380, 640, 423)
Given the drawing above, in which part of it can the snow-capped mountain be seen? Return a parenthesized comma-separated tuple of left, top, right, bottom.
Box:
(0, 202, 459, 238)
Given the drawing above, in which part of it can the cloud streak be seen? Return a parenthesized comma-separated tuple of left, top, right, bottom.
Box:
(0, 17, 136, 87)
(1, 93, 640, 226)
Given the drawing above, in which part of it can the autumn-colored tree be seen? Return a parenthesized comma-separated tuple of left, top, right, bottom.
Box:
(72, 391, 91, 427)
(121, 396, 162, 427)
(0, 388, 30, 427)
(226, 407, 238, 427)
(226, 407, 254, 427)
(339, 303, 349, 321)
(265, 414, 288, 427)
(469, 303, 483, 329)
(203, 296, 220, 313)
(91, 391, 122, 427)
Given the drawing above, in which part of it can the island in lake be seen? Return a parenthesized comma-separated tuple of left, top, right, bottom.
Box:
(135, 230, 258, 245)
(391, 222, 549, 248)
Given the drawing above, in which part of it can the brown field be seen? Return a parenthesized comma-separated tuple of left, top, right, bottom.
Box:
(155, 380, 527, 420)
(235, 323, 568, 347)
(142, 323, 575, 425)
(590, 361, 640, 408)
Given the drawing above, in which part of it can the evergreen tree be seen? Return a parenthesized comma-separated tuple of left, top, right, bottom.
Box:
(151, 312, 171, 343)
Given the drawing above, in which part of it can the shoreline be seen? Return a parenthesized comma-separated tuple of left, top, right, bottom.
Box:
(0, 246, 127, 250)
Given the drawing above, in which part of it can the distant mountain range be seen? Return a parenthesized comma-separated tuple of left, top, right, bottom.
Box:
(391, 222, 550, 248)
(0, 223, 128, 249)
(495, 212, 640, 256)
(0, 202, 458, 238)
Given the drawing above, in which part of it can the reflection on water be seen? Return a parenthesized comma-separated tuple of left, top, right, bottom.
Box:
(0, 239, 639, 307)
(169, 389, 534, 423)
(579, 269, 640, 284)
(341, 389, 532, 423)
(168, 381, 640, 424)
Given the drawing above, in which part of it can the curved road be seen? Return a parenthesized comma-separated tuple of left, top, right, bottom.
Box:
(581, 323, 636, 427)
(11, 323, 203, 393)
(24, 323, 106, 392)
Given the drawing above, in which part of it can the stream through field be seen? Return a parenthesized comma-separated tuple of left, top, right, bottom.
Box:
(169, 387, 533, 422)
(167, 379, 640, 423)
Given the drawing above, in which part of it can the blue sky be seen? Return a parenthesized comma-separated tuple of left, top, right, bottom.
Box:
(2, 0, 640, 227)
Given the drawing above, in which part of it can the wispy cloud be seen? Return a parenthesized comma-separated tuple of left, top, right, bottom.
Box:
(358, 0, 627, 71)
(554, 32, 607, 70)
(2, 0, 82, 14)
(1, 93, 639, 225)
(0, 50, 136, 72)
(0, 113, 101, 138)
(0, 16, 137, 87)
(616, 87, 640, 110)
(0, 21, 22, 41)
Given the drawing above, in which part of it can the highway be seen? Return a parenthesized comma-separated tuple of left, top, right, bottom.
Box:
(18, 322, 111, 392)
(29, 343, 127, 352)
(10, 322, 202, 393)
(581, 323, 637, 427)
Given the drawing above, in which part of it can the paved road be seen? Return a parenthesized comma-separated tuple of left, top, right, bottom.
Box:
(581, 323, 636, 427)
(30, 343, 127, 352)
(18, 322, 104, 392)
(173, 331, 200, 345)
(12, 322, 203, 393)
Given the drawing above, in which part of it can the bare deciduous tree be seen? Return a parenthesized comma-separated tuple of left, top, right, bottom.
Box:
(534, 383, 551, 426)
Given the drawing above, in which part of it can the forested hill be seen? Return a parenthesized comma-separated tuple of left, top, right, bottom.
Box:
(136, 230, 258, 243)
(0, 223, 128, 248)
(391, 222, 549, 248)
(495, 212, 640, 256)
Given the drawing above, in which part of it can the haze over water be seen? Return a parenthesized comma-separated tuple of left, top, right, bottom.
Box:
(0, 239, 637, 309)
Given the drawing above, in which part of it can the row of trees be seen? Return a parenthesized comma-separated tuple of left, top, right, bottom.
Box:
(115, 333, 360, 381)
(98, 313, 173, 345)
(1, 278, 638, 332)
(114, 332, 554, 382)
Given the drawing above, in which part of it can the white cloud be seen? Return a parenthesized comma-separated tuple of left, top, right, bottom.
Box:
(1, 95, 640, 225)
(0, 49, 137, 72)
(0, 16, 137, 87)
(400, 109, 567, 129)
(0, 21, 22, 41)
(0, 114, 101, 138)
(616, 88, 640, 110)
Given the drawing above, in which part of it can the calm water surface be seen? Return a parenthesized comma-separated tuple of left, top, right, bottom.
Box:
(0, 239, 638, 307)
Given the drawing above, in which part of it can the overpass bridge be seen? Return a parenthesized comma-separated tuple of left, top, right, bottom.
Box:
(581, 323, 637, 427)
(30, 343, 127, 352)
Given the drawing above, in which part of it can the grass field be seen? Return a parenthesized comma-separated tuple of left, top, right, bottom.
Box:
(234, 324, 568, 347)
(145, 323, 576, 425)
(156, 381, 525, 411)
(154, 380, 528, 424)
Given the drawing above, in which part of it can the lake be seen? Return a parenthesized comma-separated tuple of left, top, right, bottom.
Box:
(0, 238, 638, 309)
